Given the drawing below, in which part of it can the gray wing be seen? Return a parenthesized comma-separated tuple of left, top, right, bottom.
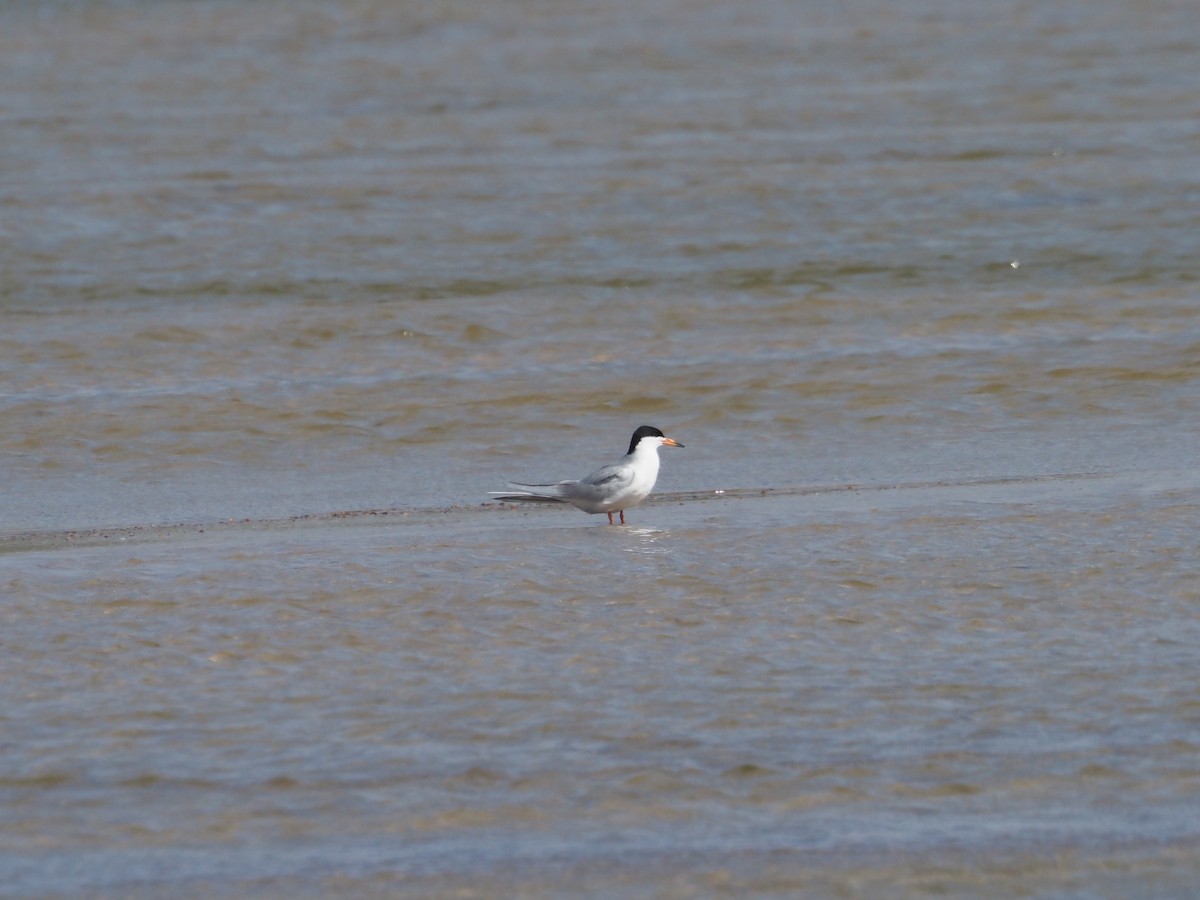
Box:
(490, 460, 634, 512)
(558, 462, 634, 505)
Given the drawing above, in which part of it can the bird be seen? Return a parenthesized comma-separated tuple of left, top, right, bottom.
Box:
(490, 425, 685, 524)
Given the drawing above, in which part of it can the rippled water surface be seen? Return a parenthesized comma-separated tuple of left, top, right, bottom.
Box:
(3, 0, 1199, 895)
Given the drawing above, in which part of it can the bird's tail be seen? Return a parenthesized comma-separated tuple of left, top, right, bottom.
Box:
(488, 481, 571, 503)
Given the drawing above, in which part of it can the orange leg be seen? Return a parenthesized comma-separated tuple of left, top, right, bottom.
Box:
(619, 510, 626, 524)
(607, 511, 614, 525)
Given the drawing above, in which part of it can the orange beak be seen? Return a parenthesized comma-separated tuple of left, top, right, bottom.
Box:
(662, 437, 684, 448)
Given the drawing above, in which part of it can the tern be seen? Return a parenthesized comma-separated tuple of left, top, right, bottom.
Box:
(490, 425, 685, 524)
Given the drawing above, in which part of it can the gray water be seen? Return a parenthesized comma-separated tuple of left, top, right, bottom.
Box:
(2, 0, 1199, 896)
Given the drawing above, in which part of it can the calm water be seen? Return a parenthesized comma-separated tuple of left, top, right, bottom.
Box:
(2, 0, 1199, 895)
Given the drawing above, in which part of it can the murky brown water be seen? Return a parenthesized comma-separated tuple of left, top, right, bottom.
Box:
(3, 0, 1199, 895)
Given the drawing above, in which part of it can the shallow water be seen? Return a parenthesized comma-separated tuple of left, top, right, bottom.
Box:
(2, 0, 1199, 895)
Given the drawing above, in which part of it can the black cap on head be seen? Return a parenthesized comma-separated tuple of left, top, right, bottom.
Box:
(627, 425, 665, 454)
